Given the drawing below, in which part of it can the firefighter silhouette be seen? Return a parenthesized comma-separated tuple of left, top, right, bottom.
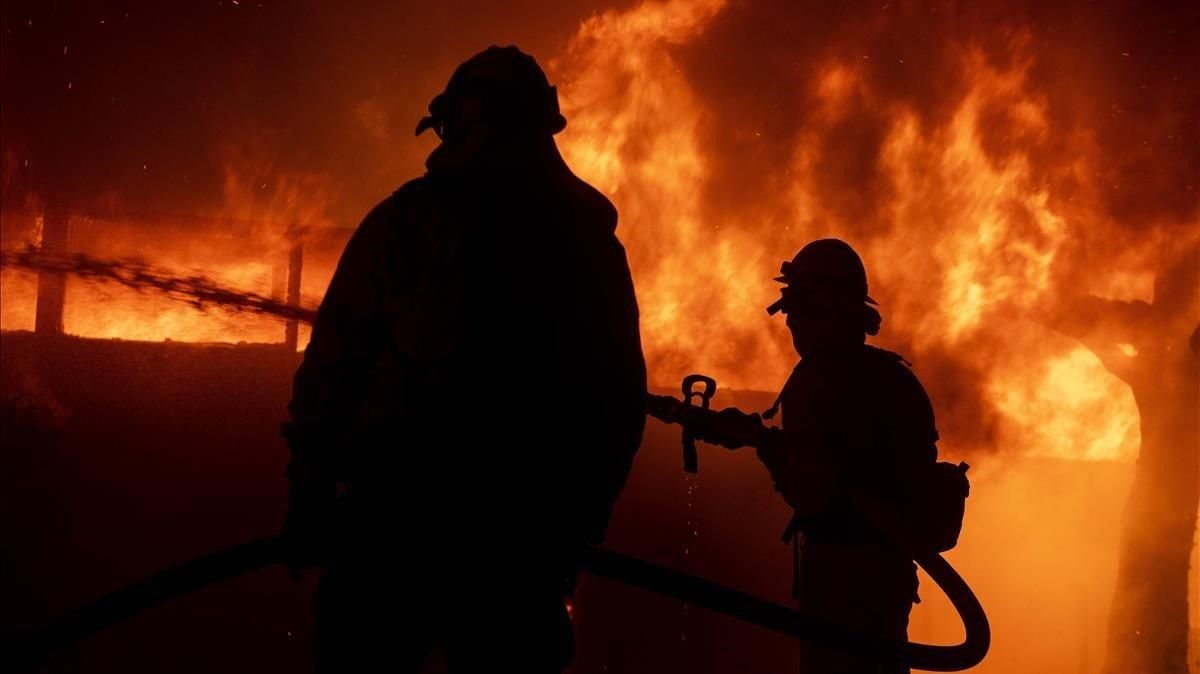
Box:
(282, 45, 647, 673)
(693, 239, 943, 674)
(766, 240, 936, 674)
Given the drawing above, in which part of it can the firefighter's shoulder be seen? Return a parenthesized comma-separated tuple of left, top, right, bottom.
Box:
(347, 177, 444, 242)
(862, 346, 937, 428)
(861, 345, 915, 374)
(557, 169, 618, 233)
(381, 176, 441, 224)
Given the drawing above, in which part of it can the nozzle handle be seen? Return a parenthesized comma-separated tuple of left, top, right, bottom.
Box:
(680, 374, 717, 474)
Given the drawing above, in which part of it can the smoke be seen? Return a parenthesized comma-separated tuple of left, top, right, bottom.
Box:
(679, 0, 1199, 228)
(0, 0, 610, 223)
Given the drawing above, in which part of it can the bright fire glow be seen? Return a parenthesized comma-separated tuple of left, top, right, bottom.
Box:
(0, 0, 1164, 467)
(552, 0, 1144, 463)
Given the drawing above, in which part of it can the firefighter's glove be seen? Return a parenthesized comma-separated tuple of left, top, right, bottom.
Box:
(687, 406, 768, 450)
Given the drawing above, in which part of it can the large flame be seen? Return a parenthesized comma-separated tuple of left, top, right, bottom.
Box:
(0, 0, 1145, 463)
(551, 0, 1141, 463)
(543, 3, 1192, 669)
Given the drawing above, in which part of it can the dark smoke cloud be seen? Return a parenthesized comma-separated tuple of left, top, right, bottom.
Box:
(0, 0, 623, 225)
(5, 1, 1190, 232)
(677, 0, 1199, 233)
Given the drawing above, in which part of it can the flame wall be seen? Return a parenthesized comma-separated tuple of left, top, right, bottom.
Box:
(4, 0, 1193, 465)
(549, 0, 1197, 466)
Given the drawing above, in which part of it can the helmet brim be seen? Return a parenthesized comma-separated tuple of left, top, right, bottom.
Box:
(772, 275, 878, 305)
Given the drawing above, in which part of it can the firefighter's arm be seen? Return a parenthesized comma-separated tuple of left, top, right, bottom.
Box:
(646, 397, 779, 450)
(515, 186, 643, 550)
(281, 202, 394, 572)
(646, 397, 832, 513)
(570, 233, 648, 545)
(756, 433, 837, 518)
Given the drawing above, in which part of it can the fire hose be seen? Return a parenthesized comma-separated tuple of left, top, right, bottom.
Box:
(18, 389, 989, 672)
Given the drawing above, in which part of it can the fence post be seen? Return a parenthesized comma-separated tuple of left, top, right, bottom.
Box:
(34, 203, 70, 336)
(284, 241, 303, 351)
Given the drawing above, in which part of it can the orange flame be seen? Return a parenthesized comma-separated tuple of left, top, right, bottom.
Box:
(0, 3, 1194, 670)
(0, 0, 1157, 468)
(553, 0, 1141, 463)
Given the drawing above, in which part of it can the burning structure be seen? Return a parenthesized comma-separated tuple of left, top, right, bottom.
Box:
(1, 1, 1197, 673)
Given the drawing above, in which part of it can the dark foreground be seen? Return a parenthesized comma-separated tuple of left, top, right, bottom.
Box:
(1, 331, 1135, 673)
